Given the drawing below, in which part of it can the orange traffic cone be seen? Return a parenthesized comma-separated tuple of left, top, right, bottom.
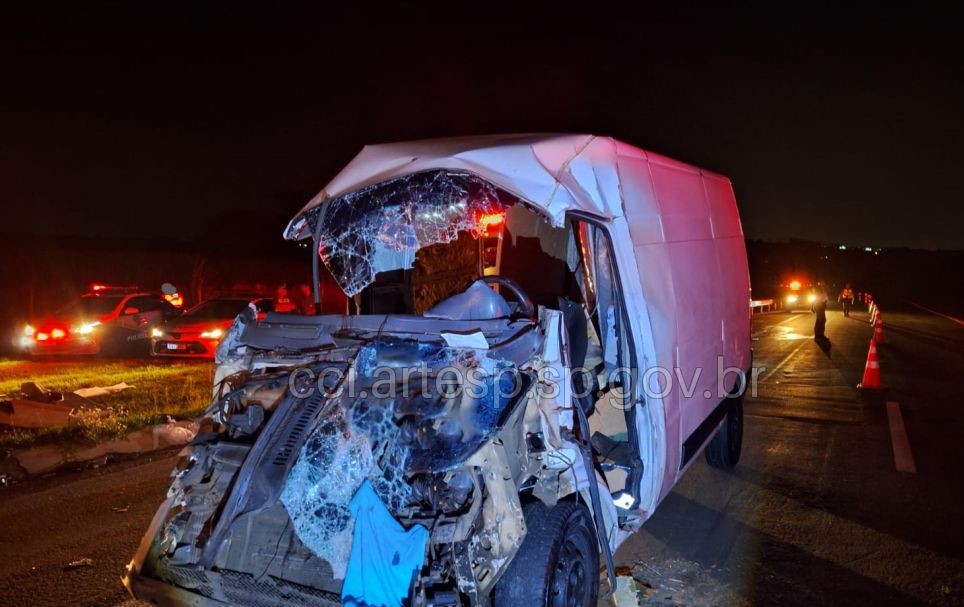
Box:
(874, 313, 884, 344)
(857, 338, 884, 390)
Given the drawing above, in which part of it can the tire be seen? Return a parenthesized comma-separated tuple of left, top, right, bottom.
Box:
(705, 396, 743, 469)
(494, 501, 599, 607)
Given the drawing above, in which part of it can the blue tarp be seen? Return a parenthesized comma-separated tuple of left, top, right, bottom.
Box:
(342, 480, 430, 607)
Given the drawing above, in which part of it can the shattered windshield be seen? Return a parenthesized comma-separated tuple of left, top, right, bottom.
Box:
(314, 171, 517, 296)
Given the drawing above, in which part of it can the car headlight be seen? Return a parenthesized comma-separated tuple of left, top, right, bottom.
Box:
(200, 328, 223, 340)
(807, 294, 817, 303)
(74, 321, 101, 335)
(786, 294, 799, 304)
(24, 324, 35, 337)
(151, 327, 165, 338)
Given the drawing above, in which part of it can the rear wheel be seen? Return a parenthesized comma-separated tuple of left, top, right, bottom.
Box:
(705, 396, 743, 469)
(494, 501, 599, 607)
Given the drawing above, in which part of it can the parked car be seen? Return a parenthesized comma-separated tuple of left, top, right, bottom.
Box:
(150, 296, 273, 358)
(20, 285, 181, 357)
(127, 135, 751, 607)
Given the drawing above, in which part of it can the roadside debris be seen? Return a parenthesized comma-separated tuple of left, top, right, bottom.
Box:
(72, 382, 134, 398)
(63, 557, 94, 571)
(0, 382, 107, 429)
(13, 419, 199, 476)
(600, 558, 747, 607)
(0, 398, 74, 429)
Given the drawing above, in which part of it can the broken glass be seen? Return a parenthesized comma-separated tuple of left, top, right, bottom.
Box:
(309, 170, 518, 296)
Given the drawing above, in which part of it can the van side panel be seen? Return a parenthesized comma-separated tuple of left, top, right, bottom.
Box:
(616, 154, 682, 500)
(667, 238, 724, 439)
(613, 143, 751, 504)
(703, 175, 751, 374)
(647, 159, 726, 443)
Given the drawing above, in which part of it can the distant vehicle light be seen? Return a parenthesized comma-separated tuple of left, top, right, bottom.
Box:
(50, 328, 67, 340)
(74, 321, 101, 335)
(200, 328, 223, 340)
(36, 332, 49, 341)
(786, 294, 799, 304)
(19, 336, 33, 348)
(24, 325, 35, 337)
(151, 327, 164, 338)
(789, 280, 802, 291)
(808, 294, 817, 303)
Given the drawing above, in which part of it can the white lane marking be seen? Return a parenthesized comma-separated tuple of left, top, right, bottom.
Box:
(886, 401, 917, 473)
(761, 314, 829, 382)
(907, 301, 964, 327)
(762, 338, 809, 382)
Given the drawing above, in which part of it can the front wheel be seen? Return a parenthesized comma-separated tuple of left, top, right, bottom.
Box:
(494, 501, 599, 607)
(705, 396, 743, 469)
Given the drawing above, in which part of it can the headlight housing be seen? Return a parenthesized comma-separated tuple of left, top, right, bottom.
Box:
(151, 327, 165, 338)
(74, 321, 101, 335)
(807, 294, 817, 303)
(200, 328, 223, 340)
(786, 294, 799, 304)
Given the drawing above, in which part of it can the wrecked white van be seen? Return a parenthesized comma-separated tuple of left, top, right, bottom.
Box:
(126, 134, 751, 607)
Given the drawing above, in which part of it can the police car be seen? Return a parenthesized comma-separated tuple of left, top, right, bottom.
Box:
(20, 285, 181, 357)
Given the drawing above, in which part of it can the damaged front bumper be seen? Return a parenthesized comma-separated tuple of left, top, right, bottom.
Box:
(128, 308, 607, 607)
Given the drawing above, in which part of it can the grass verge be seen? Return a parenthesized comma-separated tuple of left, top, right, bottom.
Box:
(0, 358, 213, 450)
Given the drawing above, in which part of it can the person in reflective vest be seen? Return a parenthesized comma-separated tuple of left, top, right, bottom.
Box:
(838, 283, 855, 317)
(275, 283, 296, 313)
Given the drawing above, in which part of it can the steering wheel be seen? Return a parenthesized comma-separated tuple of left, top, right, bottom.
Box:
(482, 275, 536, 319)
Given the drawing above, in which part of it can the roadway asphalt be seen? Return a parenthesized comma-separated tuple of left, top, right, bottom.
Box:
(0, 304, 961, 606)
(611, 304, 964, 606)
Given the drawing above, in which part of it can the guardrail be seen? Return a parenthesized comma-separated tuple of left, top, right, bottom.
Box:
(750, 299, 777, 313)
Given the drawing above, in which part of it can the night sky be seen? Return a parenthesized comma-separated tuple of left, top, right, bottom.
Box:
(2, 5, 962, 250)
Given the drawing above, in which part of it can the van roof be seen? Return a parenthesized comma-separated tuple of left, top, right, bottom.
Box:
(284, 134, 733, 242)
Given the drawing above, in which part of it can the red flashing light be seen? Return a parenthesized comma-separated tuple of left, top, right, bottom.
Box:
(478, 212, 506, 236)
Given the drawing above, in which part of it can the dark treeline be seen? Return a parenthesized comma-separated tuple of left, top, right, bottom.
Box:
(2, 234, 961, 353)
